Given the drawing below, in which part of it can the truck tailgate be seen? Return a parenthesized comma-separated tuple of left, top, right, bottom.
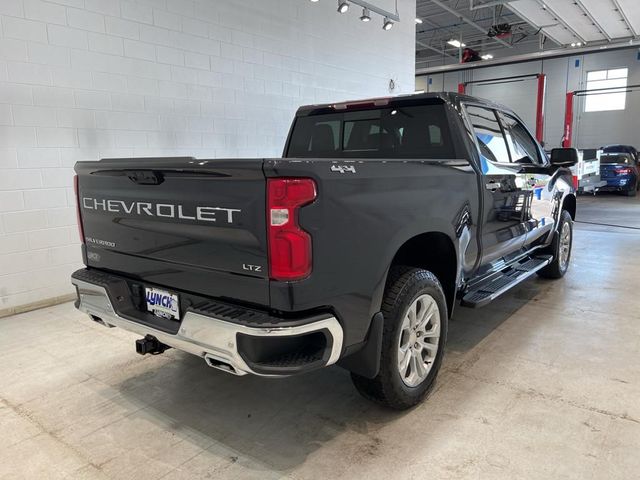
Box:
(75, 157, 269, 305)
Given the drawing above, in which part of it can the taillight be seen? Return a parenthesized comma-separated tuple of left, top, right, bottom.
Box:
(74, 175, 85, 244)
(615, 167, 633, 175)
(267, 178, 317, 281)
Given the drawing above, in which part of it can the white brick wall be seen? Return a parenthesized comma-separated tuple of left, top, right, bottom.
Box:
(0, 0, 416, 313)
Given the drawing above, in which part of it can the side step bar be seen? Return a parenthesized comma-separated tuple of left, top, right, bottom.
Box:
(461, 255, 553, 308)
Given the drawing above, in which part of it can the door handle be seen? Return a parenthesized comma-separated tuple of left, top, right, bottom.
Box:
(486, 182, 501, 191)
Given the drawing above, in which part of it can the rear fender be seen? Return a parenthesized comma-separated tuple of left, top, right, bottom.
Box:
(372, 222, 464, 320)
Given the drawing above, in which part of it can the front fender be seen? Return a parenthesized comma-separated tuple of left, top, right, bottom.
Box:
(550, 168, 576, 233)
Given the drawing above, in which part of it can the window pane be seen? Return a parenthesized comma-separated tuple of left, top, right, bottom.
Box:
(466, 105, 511, 164)
(585, 92, 626, 111)
(343, 118, 383, 151)
(585, 68, 628, 112)
(588, 77, 627, 90)
(587, 70, 607, 81)
(607, 68, 628, 79)
(499, 113, 540, 164)
(601, 154, 633, 165)
(287, 116, 340, 155)
(429, 125, 442, 145)
(287, 104, 456, 159)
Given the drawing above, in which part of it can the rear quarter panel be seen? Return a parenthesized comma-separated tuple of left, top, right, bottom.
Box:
(265, 158, 478, 346)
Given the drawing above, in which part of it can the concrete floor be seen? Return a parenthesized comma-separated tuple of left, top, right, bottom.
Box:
(1, 193, 639, 480)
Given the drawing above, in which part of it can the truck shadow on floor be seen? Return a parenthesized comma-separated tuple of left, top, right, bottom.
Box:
(114, 282, 543, 473)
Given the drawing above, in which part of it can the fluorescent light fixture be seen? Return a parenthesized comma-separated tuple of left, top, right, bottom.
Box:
(415, 18, 423, 24)
(481, 54, 493, 60)
(382, 17, 394, 30)
(360, 7, 371, 21)
(447, 39, 466, 48)
(310, 0, 319, 2)
(337, 1, 349, 13)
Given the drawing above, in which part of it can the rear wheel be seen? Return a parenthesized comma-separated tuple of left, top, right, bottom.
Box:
(537, 210, 573, 279)
(351, 267, 447, 410)
(626, 185, 637, 197)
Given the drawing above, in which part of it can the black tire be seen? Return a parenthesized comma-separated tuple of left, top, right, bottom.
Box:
(537, 210, 573, 279)
(626, 186, 637, 197)
(351, 267, 448, 410)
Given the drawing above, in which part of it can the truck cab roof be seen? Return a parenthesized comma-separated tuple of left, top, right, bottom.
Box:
(295, 91, 516, 118)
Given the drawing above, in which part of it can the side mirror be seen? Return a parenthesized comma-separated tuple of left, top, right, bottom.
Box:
(550, 148, 578, 167)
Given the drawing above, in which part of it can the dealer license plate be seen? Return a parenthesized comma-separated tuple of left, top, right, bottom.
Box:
(145, 287, 180, 320)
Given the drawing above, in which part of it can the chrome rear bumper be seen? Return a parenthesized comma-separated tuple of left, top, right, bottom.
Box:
(72, 275, 343, 377)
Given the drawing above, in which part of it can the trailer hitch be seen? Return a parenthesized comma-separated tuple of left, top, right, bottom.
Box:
(135, 335, 171, 355)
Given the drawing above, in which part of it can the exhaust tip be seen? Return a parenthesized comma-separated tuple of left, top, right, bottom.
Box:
(204, 354, 244, 375)
(90, 315, 115, 328)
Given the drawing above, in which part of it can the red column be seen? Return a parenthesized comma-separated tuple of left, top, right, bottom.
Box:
(457, 83, 465, 94)
(562, 91, 575, 148)
(535, 74, 546, 144)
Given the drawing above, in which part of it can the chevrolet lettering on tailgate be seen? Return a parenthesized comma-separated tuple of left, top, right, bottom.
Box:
(82, 197, 241, 224)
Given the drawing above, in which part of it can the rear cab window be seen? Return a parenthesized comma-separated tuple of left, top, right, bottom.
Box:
(286, 103, 456, 159)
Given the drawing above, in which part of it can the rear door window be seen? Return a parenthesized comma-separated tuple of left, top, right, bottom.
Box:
(287, 104, 455, 159)
(498, 112, 541, 165)
(465, 105, 511, 164)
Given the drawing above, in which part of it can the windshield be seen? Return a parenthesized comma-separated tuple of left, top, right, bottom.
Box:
(286, 104, 456, 159)
(601, 154, 633, 165)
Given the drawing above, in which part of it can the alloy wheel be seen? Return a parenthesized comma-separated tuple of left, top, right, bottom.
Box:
(397, 294, 441, 387)
(559, 221, 571, 269)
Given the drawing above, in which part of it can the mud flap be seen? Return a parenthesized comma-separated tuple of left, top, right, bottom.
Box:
(337, 312, 383, 378)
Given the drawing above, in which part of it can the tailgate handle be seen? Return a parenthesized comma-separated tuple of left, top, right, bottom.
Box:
(126, 171, 164, 185)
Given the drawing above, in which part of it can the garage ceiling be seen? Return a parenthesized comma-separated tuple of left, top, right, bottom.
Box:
(416, 0, 640, 68)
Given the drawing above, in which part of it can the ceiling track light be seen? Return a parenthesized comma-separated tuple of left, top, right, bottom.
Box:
(337, 1, 349, 13)
(415, 18, 423, 24)
(318, 0, 398, 32)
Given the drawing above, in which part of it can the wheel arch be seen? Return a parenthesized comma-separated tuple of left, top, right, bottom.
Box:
(562, 193, 576, 220)
(384, 231, 458, 318)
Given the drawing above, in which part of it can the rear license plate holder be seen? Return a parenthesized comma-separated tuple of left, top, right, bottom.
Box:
(145, 287, 180, 320)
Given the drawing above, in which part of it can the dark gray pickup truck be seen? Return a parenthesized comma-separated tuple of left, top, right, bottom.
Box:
(72, 92, 577, 409)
